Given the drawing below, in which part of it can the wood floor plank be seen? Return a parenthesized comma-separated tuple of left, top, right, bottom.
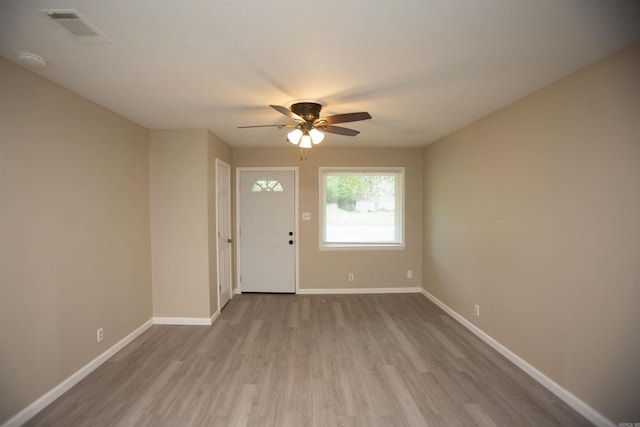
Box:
(381, 364, 430, 426)
(227, 383, 257, 427)
(464, 403, 500, 427)
(376, 306, 430, 373)
(25, 293, 591, 426)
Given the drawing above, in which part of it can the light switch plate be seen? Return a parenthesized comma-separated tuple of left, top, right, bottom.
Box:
(302, 212, 311, 220)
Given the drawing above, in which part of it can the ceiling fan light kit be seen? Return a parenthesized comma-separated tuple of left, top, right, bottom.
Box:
(239, 101, 371, 148)
(287, 127, 325, 145)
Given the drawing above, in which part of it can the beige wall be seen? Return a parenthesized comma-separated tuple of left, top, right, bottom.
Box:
(150, 129, 209, 318)
(422, 42, 640, 423)
(0, 58, 152, 423)
(234, 147, 423, 290)
(150, 129, 232, 318)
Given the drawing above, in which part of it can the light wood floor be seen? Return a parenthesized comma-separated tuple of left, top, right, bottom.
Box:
(27, 293, 590, 426)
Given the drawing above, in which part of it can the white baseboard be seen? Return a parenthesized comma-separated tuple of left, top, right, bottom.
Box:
(2, 319, 154, 427)
(153, 315, 216, 326)
(297, 286, 422, 295)
(210, 309, 220, 324)
(420, 289, 614, 427)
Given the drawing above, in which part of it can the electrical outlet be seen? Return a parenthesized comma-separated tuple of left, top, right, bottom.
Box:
(97, 327, 104, 342)
(474, 304, 480, 317)
(348, 273, 354, 281)
(407, 270, 413, 279)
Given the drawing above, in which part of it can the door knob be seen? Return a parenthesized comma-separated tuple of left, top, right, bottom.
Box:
(288, 240, 294, 245)
(289, 231, 293, 236)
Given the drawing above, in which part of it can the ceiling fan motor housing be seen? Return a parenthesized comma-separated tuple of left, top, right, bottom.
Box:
(291, 102, 322, 123)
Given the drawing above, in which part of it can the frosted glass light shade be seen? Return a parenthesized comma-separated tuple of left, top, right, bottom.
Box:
(287, 128, 303, 144)
(299, 135, 312, 148)
(309, 128, 325, 144)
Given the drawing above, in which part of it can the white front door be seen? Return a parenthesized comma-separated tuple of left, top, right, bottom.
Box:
(238, 169, 296, 293)
(216, 160, 232, 309)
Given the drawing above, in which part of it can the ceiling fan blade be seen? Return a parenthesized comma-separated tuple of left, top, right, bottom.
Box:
(320, 112, 371, 125)
(270, 105, 303, 122)
(237, 124, 296, 129)
(322, 125, 360, 137)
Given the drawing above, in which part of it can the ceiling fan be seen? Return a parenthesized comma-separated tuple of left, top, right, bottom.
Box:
(238, 102, 372, 148)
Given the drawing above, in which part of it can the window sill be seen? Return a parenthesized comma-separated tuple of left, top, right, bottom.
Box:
(320, 243, 405, 251)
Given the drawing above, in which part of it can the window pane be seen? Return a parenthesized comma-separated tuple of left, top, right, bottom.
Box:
(321, 169, 403, 247)
(251, 178, 283, 192)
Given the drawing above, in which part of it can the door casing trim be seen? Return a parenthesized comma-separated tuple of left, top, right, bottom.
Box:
(215, 158, 232, 312)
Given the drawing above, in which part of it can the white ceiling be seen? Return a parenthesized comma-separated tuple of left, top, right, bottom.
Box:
(2, 1, 639, 148)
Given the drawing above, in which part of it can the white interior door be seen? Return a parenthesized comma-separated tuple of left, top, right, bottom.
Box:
(239, 170, 296, 293)
(216, 160, 232, 309)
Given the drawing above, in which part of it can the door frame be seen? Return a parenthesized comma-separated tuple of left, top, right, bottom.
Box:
(216, 158, 233, 311)
(235, 167, 299, 294)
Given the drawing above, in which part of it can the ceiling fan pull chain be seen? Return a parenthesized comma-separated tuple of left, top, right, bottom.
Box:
(300, 146, 309, 161)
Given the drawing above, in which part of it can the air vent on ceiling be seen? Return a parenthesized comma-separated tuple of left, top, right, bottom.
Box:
(39, 9, 111, 44)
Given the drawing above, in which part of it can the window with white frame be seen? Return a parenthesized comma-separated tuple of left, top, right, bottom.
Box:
(320, 167, 404, 249)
